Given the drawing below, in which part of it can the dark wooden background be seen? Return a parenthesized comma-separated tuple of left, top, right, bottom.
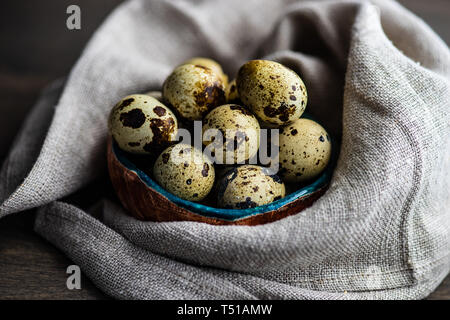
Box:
(0, 0, 449, 300)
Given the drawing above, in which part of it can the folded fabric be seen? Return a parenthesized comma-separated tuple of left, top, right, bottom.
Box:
(2, 0, 450, 299)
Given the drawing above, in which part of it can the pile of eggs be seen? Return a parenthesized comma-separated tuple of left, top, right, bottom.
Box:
(108, 58, 331, 209)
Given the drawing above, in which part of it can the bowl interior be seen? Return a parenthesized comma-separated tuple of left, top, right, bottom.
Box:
(112, 140, 335, 221)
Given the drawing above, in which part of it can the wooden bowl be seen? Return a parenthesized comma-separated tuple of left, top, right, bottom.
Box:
(107, 138, 333, 225)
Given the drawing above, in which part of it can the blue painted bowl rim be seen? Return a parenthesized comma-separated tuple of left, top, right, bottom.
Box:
(112, 141, 334, 222)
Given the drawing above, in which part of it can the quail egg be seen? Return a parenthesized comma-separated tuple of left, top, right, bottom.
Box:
(108, 94, 178, 154)
(225, 79, 240, 103)
(279, 118, 331, 183)
(182, 57, 228, 85)
(145, 91, 192, 131)
(145, 92, 182, 128)
(236, 60, 307, 126)
(153, 143, 215, 201)
(217, 165, 285, 209)
(202, 104, 260, 164)
(163, 64, 226, 121)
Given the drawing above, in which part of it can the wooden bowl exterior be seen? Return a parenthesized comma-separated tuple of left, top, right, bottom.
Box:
(107, 138, 327, 225)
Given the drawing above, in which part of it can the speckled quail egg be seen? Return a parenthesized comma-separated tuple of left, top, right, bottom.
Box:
(108, 94, 178, 154)
(153, 143, 215, 201)
(163, 64, 226, 121)
(225, 79, 240, 103)
(182, 57, 228, 86)
(145, 91, 192, 132)
(236, 60, 307, 126)
(278, 118, 331, 183)
(202, 104, 260, 164)
(217, 165, 285, 209)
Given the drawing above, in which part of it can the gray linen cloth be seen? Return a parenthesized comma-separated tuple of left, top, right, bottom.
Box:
(1, 0, 449, 299)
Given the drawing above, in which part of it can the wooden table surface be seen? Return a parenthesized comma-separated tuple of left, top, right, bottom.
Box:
(0, 0, 449, 300)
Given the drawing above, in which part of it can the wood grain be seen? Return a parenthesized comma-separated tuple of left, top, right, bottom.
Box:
(0, 0, 449, 300)
(0, 211, 108, 300)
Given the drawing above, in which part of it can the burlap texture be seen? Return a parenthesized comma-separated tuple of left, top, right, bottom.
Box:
(1, 0, 449, 299)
